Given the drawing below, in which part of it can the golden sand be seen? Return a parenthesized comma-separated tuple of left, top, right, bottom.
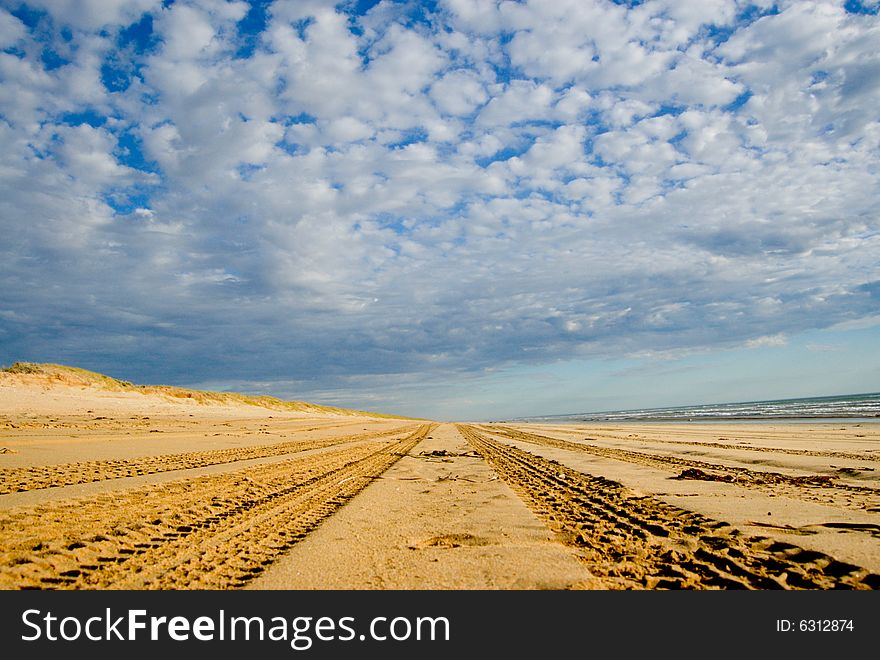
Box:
(1, 365, 878, 589)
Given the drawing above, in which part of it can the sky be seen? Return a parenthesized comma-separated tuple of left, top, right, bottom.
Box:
(0, 0, 878, 421)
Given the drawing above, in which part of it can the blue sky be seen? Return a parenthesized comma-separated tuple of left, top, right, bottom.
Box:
(1, 0, 878, 420)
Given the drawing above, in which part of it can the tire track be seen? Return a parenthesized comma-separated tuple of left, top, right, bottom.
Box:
(0, 425, 417, 494)
(480, 425, 880, 512)
(459, 425, 880, 590)
(524, 425, 879, 462)
(0, 424, 434, 589)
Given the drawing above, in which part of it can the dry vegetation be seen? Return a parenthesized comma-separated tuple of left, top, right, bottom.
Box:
(1, 362, 413, 420)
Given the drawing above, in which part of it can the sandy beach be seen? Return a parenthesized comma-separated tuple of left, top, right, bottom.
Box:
(1, 366, 878, 590)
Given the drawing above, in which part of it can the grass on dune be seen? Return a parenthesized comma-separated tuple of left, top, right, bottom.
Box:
(1, 362, 416, 420)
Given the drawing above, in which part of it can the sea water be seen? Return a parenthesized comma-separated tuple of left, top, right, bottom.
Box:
(518, 392, 880, 423)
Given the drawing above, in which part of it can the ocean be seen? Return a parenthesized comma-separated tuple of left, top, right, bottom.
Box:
(517, 392, 880, 423)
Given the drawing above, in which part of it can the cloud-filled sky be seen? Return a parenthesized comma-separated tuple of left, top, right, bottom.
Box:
(1, 0, 879, 420)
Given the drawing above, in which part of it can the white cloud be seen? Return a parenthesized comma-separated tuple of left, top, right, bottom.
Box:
(26, 0, 161, 31)
(805, 342, 844, 352)
(476, 80, 555, 127)
(745, 334, 788, 348)
(55, 124, 134, 185)
(157, 4, 219, 60)
(655, 51, 743, 107)
(0, 8, 27, 48)
(430, 69, 488, 116)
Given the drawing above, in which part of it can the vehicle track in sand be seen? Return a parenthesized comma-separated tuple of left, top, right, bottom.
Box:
(0, 424, 434, 589)
(523, 424, 880, 462)
(480, 425, 880, 512)
(0, 425, 418, 494)
(459, 425, 880, 590)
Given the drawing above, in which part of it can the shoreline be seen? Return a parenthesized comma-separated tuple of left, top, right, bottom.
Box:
(507, 416, 880, 424)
